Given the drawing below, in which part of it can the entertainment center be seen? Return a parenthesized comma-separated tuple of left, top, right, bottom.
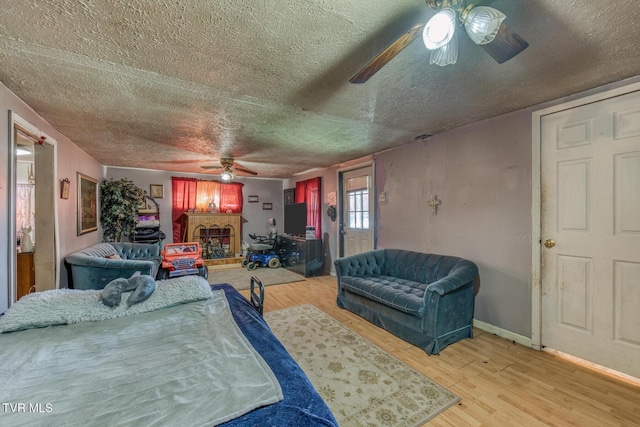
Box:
(280, 235, 323, 277)
(281, 202, 323, 277)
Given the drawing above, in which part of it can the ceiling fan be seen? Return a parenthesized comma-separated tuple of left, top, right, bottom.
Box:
(350, 0, 529, 84)
(201, 157, 258, 181)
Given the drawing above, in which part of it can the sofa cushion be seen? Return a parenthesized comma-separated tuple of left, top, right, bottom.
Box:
(340, 275, 427, 317)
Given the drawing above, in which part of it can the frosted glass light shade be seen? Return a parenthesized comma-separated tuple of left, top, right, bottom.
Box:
(429, 32, 458, 66)
(464, 6, 506, 45)
(221, 170, 234, 181)
(422, 8, 457, 50)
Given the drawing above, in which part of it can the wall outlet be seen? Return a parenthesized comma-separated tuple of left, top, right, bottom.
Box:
(378, 192, 387, 203)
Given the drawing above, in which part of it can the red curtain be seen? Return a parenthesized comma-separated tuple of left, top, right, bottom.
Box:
(295, 182, 306, 205)
(295, 177, 322, 239)
(219, 182, 244, 213)
(171, 177, 197, 242)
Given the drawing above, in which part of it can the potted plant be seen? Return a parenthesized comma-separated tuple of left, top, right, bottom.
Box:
(100, 178, 146, 242)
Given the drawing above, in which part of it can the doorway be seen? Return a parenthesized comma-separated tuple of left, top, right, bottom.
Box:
(338, 164, 375, 257)
(8, 112, 59, 305)
(532, 83, 640, 378)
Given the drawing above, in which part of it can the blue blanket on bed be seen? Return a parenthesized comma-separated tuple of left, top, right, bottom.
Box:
(214, 284, 338, 427)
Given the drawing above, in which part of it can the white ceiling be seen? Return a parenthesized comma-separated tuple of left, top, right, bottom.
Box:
(1, 1, 639, 178)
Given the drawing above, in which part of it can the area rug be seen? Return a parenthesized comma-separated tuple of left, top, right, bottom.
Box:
(209, 267, 305, 290)
(265, 304, 460, 427)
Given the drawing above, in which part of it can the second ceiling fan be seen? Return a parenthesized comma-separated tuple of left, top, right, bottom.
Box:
(201, 157, 257, 181)
(350, 0, 529, 84)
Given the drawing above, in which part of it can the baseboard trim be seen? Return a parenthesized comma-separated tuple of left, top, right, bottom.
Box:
(473, 319, 533, 348)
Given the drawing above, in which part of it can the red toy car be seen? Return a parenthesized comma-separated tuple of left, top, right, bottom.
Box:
(157, 242, 209, 280)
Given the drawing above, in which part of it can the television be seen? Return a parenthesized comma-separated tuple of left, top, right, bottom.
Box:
(284, 203, 307, 236)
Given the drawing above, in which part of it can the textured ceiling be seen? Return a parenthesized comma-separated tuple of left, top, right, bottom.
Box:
(1, 1, 639, 178)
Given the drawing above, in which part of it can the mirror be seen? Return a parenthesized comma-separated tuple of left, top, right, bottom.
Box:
(16, 132, 35, 254)
(8, 112, 59, 306)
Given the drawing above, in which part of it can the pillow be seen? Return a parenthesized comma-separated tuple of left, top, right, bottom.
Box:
(101, 273, 143, 307)
(101, 278, 128, 307)
(127, 275, 156, 307)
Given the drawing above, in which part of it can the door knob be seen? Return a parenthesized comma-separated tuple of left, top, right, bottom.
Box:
(543, 239, 555, 248)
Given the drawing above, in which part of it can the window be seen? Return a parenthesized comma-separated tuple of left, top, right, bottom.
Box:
(347, 189, 369, 229)
(346, 175, 369, 229)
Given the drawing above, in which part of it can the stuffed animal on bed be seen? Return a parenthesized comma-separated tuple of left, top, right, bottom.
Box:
(101, 273, 156, 308)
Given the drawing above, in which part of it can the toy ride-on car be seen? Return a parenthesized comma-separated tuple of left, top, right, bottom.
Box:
(157, 242, 209, 280)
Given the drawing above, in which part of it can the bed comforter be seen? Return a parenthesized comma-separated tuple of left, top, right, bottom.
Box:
(0, 279, 337, 426)
(216, 284, 338, 427)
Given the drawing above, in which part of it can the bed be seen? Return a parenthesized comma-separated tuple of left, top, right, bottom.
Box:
(0, 277, 338, 427)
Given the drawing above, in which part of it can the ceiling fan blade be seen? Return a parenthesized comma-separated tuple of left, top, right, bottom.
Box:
(350, 23, 425, 84)
(201, 165, 223, 170)
(234, 166, 258, 176)
(479, 23, 529, 64)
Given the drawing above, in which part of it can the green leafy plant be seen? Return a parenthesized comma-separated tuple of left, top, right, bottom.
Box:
(100, 178, 145, 242)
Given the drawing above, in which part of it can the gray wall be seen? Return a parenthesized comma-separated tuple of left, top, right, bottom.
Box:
(285, 117, 533, 337)
(106, 167, 284, 247)
(374, 111, 534, 337)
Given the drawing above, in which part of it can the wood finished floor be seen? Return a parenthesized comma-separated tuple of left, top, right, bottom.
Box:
(238, 275, 640, 427)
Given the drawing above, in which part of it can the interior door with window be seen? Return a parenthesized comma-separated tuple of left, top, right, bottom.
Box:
(540, 89, 640, 378)
(340, 166, 374, 257)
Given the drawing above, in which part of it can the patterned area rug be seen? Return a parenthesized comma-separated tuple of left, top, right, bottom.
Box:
(208, 267, 305, 290)
(265, 304, 460, 427)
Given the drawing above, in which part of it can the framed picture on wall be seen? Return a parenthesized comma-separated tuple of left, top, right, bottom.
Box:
(248, 195, 259, 203)
(77, 173, 98, 235)
(262, 203, 273, 210)
(150, 184, 164, 199)
(284, 188, 295, 205)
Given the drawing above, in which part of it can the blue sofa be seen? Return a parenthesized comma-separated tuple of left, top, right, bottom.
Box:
(65, 242, 162, 290)
(334, 249, 478, 355)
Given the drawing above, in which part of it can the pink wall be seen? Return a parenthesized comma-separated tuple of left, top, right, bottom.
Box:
(0, 83, 103, 309)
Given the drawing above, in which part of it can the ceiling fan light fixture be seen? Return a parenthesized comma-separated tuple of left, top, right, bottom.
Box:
(422, 7, 457, 50)
(220, 169, 234, 181)
(462, 5, 506, 45)
(429, 32, 458, 66)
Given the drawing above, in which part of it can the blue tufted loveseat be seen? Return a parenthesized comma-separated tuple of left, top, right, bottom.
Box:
(64, 242, 161, 290)
(334, 249, 478, 355)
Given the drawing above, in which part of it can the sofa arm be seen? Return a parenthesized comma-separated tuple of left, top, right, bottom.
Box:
(425, 259, 478, 296)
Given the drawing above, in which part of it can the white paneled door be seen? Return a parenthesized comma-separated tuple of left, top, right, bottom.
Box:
(541, 90, 640, 378)
(341, 166, 374, 257)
